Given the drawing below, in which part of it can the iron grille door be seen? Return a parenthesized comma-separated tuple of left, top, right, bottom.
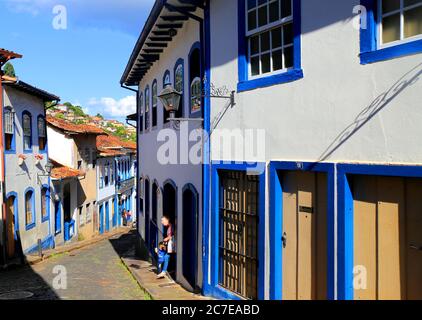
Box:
(219, 170, 259, 299)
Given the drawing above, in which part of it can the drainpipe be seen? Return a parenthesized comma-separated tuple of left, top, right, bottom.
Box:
(0, 68, 5, 264)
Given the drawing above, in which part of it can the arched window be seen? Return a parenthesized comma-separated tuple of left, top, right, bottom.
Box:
(189, 45, 202, 115)
(38, 115, 47, 151)
(4, 107, 15, 151)
(25, 189, 35, 229)
(104, 161, 109, 186)
(138, 91, 144, 133)
(145, 86, 150, 130)
(163, 70, 171, 87)
(22, 111, 32, 151)
(41, 186, 50, 222)
(152, 80, 158, 128)
(174, 60, 184, 119)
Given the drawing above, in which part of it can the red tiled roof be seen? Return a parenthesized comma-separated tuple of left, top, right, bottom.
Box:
(51, 160, 82, 180)
(96, 134, 136, 156)
(0, 48, 22, 63)
(47, 115, 104, 135)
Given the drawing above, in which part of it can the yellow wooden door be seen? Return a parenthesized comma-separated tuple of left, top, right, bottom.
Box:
(353, 175, 422, 300)
(6, 196, 15, 258)
(281, 172, 327, 300)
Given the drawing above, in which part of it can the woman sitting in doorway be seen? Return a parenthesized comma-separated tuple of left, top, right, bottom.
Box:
(157, 215, 174, 279)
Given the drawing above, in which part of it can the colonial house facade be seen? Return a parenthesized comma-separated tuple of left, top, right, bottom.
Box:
(47, 116, 104, 242)
(1, 77, 59, 261)
(122, 0, 422, 300)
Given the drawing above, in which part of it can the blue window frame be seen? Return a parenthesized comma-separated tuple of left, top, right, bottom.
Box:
(174, 58, 184, 119)
(360, 0, 422, 64)
(25, 188, 36, 230)
(138, 91, 144, 133)
(189, 42, 202, 117)
(152, 79, 158, 128)
(4, 106, 16, 153)
(238, 0, 303, 92)
(145, 86, 150, 130)
(163, 70, 171, 87)
(37, 115, 47, 152)
(22, 111, 33, 152)
(41, 185, 50, 223)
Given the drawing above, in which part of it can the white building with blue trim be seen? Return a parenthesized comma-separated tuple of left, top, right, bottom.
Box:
(1, 78, 59, 263)
(122, 0, 422, 300)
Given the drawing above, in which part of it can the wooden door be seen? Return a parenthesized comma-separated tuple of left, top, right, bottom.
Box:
(6, 196, 16, 258)
(353, 175, 422, 300)
(281, 171, 327, 300)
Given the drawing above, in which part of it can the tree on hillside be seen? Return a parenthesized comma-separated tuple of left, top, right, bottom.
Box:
(3, 62, 16, 77)
(96, 113, 104, 119)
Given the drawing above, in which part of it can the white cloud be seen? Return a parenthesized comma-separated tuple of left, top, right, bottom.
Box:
(88, 96, 136, 117)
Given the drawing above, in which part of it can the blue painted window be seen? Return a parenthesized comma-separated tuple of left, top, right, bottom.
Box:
(163, 70, 171, 124)
(145, 86, 150, 130)
(238, 0, 303, 92)
(99, 164, 104, 189)
(41, 186, 50, 223)
(22, 111, 32, 151)
(189, 43, 202, 116)
(174, 59, 184, 119)
(360, 0, 422, 64)
(25, 189, 35, 230)
(152, 80, 158, 128)
(138, 91, 144, 133)
(4, 106, 15, 152)
(37, 115, 47, 152)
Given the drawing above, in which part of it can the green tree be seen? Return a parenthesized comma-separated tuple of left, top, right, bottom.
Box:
(3, 62, 16, 77)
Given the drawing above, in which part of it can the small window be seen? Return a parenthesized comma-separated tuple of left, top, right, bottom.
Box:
(104, 162, 109, 186)
(246, 0, 294, 78)
(4, 107, 15, 151)
(145, 87, 150, 130)
(38, 116, 47, 151)
(78, 160, 82, 170)
(190, 77, 202, 113)
(22, 111, 32, 151)
(152, 81, 158, 127)
(378, 0, 422, 46)
(174, 62, 184, 119)
(41, 187, 49, 222)
(25, 189, 35, 228)
(139, 92, 144, 133)
(99, 165, 104, 188)
(79, 206, 85, 226)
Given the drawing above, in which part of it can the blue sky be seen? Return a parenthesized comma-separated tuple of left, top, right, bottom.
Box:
(0, 0, 155, 122)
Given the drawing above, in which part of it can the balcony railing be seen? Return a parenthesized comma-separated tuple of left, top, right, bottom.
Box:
(116, 177, 135, 193)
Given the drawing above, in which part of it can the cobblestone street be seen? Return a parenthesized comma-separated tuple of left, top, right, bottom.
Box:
(0, 231, 148, 300)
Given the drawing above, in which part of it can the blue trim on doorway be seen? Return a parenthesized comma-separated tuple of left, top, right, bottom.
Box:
(269, 161, 335, 300)
(237, 0, 303, 92)
(41, 184, 50, 223)
(204, 161, 266, 300)
(5, 192, 19, 239)
(337, 163, 422, 300)
(24, 187, 36, 231)
(24, 234, 55, 254)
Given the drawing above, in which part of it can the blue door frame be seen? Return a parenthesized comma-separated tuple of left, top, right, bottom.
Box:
(112, 198, 117, 227)
(203, 161, 266, 300)
(269, 161, 335, 300)
(54, 201, 61, 235)
(105, 201, 110, 232)
(99, 204, 104, 235)
(337, 163, 422, 300)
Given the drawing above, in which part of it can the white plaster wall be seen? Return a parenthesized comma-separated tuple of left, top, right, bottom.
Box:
(47, 126, 74, 167)
(210, 0, 422, 165)
(97, 157, 115, 202)
(3, 86, 52, 253)
(137, 12, 204, 290)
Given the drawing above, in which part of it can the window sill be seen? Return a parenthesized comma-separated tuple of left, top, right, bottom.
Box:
(26, 223, 36, 231)
(237, 69, 304, 92)
(23, 149, 33, 154)
(5, 150, 16, 155)
(42, 216, 49, 223)
(360, 39, 422, 65)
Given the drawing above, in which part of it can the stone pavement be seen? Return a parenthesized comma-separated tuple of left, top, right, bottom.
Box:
(0, 229, 148, 300)
(121, 238, 211, 300)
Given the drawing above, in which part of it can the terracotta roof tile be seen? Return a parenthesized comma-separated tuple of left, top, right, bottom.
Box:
(96, 134, 137, 156)
(51, 160, 82, 180)
(47, 115, 104, 135)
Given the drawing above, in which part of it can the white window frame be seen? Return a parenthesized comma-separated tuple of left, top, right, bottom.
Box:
(378, 0, 422, 48)
(175, 64, 184, 93)
(246, 0, 294, 80)
(152, 81, 158, 127)
(190, 77, 202, 113)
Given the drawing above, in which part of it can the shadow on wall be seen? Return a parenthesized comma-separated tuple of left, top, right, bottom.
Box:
(318, 62, 422, 162)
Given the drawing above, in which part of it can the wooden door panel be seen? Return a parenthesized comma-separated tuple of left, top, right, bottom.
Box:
(316, 173, 328, 300)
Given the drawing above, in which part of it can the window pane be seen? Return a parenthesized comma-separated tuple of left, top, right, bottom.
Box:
(404, 0, 422, 7)
(258, 0, 267, 5)
(272, 27, 282, 48)
(283, 23, 294, 45)
(248, 10, 257, 31)
(272, 49, 283, 71)
(250, 35, 260, 55)
(261, 31, 270, 51)
(284, 46, 294, 68)
(251, 56, 260, 76)
(404, 5, 422, 38)
(261, 53, 271, 73)
(382, 13, 401, 43)
(258, 5, 268, 27)
(248, 0, 257, 10)
(382, 0, 401, 14)
(281, 0, 292, 18)
(269, 0, 280, 22)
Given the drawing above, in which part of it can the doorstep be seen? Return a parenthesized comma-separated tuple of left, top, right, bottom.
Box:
(121, 256, 212, 300)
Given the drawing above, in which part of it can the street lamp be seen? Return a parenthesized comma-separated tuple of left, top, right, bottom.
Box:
(158, 84, 182, 120)
(37, 159, 54, 182)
